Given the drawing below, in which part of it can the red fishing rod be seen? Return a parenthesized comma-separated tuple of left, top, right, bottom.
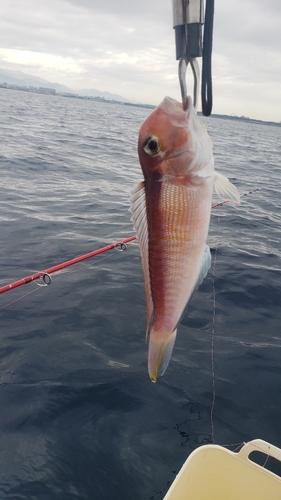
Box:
(0, 189, 258, 296)
(0, 235, 136, 295)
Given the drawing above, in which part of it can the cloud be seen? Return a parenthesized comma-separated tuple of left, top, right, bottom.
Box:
(0, 0, 280, 120)
(0, 48, 82, 74)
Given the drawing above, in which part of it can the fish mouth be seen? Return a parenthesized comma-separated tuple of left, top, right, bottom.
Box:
(159, 96, 194, 131)
(161, 95, 192, 115)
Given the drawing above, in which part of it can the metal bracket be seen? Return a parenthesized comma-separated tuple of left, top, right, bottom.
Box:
(172, 0, 204, 60)
(172, 0, 204, 110)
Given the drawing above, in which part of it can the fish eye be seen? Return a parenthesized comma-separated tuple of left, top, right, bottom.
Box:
(143, 135, 161, 156)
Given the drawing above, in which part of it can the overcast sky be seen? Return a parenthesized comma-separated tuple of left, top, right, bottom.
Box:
(0, 0, 280, 122)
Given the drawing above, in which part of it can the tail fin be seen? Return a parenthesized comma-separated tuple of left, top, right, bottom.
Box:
(148, 329, 177, 383)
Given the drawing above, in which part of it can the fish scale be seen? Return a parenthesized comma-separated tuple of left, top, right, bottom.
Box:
(147, 179, 211, 336)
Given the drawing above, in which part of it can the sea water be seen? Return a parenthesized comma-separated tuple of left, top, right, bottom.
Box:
(0, 88, 281, 499)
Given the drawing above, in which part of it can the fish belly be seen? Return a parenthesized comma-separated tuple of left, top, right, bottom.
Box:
(146, 178, 212, 339)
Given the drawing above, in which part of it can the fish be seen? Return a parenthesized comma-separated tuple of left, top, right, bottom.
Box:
(130, 96, 240, 382)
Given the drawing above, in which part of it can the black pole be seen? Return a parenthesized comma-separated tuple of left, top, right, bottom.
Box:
(201, 0, 215, 116)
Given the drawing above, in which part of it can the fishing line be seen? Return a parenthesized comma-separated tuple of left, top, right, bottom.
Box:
(210, 206, 221, 444)
(209, 188, 259, 443)
(220, 442, 244, 452)
(0, 286, 43, 311)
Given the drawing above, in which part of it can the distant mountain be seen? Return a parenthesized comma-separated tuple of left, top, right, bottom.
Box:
(0, 67, 130, 102)
(77, 88, 130, 103)
(0, 68, 71, 93)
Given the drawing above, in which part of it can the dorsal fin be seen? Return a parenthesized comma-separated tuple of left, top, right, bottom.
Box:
(130, 182, 153, 336)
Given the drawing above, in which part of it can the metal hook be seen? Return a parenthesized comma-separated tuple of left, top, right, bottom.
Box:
(178, 54, 200, 110)
(178, 12, 189, 111)
(189, 56, 200, 110)
(179, 56, 189, 110)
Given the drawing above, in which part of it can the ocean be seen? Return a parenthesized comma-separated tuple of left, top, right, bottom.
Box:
(0, 88, 281, 499)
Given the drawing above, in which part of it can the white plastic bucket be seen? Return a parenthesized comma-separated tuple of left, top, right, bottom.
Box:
(163, 439, 281, 500)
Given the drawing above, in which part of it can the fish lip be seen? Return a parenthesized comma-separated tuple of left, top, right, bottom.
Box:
(160, 96, 194, 132)
(161, 95, 192, 113)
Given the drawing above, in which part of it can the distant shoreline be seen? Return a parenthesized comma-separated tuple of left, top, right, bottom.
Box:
(0, 83, 280, 128)
(200, 112, 281, 128)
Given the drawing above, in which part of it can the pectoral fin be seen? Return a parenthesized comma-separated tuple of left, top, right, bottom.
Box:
(130, 182, 153, 336)
(214, 171, 240, 204)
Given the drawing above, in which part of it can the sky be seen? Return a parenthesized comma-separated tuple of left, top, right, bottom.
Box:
(0, 0, 280, 122)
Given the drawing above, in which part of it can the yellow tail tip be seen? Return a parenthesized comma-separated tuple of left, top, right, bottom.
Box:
(147, 329, 177, 383)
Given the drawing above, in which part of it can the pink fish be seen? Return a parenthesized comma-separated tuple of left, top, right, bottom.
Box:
(131, 96, 240, 382)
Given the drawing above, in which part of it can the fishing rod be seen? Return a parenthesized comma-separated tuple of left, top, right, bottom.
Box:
(0, 191, 258, 297)
(0, 236, 136, 295)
